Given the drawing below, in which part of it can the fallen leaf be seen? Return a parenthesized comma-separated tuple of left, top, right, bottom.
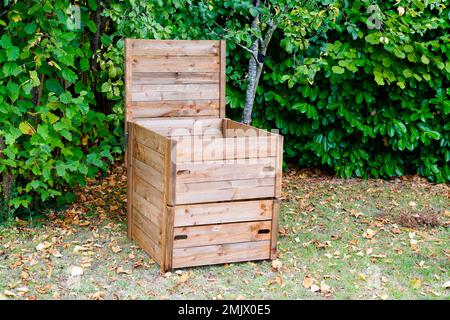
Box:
(320, 281, 332, 294)
(89, 291, 105, 300)
(363, 228, 377, 239)
(310, 284, 320, 292)
(411, 278, 421, 289)
(4, 290, 16, 297)
(73, 245, 89, 253)
(302, 276, 315, 289)
(178, 273, 189, 284)
(271, 259, 282, 271)
(111, 245, 122, 254)
(36, 241, 52, 251)
(116, 267, 131, 275)
(70, 266, 84, 277)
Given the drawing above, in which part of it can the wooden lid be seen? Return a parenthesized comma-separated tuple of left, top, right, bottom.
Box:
(125, 39, 226, 123)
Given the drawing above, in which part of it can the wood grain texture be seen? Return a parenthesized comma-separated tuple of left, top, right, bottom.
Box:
(129, 40, 220, 57)
(172, 240, 271, 268)
(130, 101, 220, 118)
(173, 221, 272, 248)
(126, 122, 135, 240)
(173, 200, 274, 227)
(270, 199, 280, 260)
(125, 39, 224, 120)
(219, 40, 226, 118)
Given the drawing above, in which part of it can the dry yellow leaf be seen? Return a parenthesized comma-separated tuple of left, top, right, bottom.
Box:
(302, 276, 315, 289)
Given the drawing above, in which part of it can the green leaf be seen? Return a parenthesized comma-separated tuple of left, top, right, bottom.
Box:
(332, 66, 345, 74)
(420, 55, 430, 65)
(6, 81, 19, 102)
(61, 68, 77, 83)
(19, 121, 36, 135)
(6, 46, 19, 61)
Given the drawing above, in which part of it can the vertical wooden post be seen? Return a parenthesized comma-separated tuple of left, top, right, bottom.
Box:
(270, 199, 280, 260)
(219, 40, 226, 119)
(126, 123, 135, 240)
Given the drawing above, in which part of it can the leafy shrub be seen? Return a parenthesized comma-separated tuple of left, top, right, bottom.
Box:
(0, 0, 121, 215)
(1, 0, 448, 220)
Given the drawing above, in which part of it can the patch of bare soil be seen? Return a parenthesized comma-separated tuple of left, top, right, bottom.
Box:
(397, 209, 444, 228)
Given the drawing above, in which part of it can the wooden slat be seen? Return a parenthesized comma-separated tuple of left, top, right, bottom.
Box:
(133, 222, 161, 264)
(136, 118, 222, 137)
(173, 221, 272, 248)
(161, 139, 175, 270)
(173, 200, 274, 227)
(172, 240, 271, 268)
(134, 124, 167, 154)
(176, 135, 279, 162)
(135, 142, 165, 173)
(129, 101, 220, 118)
(126, 123, 135, 240)
(130, 56, 219, 73)
(125, 40, 132, 126)
(270, 200, 280, 260)
(134, 207, 162, 245)
(134, 175, 164, 211)
(175, 157, 276, 183)
(131, 84, 219, 102)
(133, 72, 219, 85)
(175, 178, 275, 204)
(134, 158, 164, 192)
(133, 192, 163, 227)
(275, 135, 284, 198)
(219, 40, 226, 118)
(129, 40, 220, 56)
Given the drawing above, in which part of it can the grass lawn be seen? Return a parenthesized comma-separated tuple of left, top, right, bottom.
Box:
(0, 165, 448, 300)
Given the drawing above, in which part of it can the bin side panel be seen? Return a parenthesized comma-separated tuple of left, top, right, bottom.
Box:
(129, 124, 169, 267)
(125, 39, 225, 120)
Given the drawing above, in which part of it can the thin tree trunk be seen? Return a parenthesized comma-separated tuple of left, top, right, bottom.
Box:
(242, 20, 277, 125)
(0, 137, 13, 201)
(242, 38, 260, 125)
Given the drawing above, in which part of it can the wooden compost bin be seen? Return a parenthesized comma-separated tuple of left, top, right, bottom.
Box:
(125, 39, 283, 271)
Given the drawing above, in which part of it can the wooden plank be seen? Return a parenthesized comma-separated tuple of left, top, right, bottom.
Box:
(126, 122, 135, 240)
(133, 192, 163, 227)
(134, 175, 164, 211)
(161, 139, 175, 271)
(172, 240, 271, 268)
(133, 221, 161, 264)
(136, 118, 223, 137)
(173, 200, 274, 227)
(131, 84, 219, 102)
(162, 206, 175, 271)
(173, 221, 272, 248)
(125, 39, 132, 126)
(270, 199, 280, 260)
(175, 157, 276, 183)
(176, 135, 279, 162)
(133, 72, 219, 85)
(135, 142, 165, 173)
(225, 119, 275, 137)
(275, 135, 284, 198)
(134, 158, 164, 192)
(133, 206, 162, 245)
(219, 40, 226, 118)
(130, 56, 219, 73)
(175, 178, 275, 204)
(134, 124, 167, 154)
(130, 40, 220, 56)
(129, 101, 220, 118)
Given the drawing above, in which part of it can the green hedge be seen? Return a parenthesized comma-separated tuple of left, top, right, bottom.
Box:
(0, 0, 449, 220)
